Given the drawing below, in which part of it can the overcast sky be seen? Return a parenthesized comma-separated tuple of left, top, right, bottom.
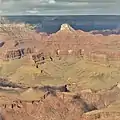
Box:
(0, 0, 119, 15)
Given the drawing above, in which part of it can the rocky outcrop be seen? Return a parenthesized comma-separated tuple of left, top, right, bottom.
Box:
(30, 52, 45, 64)
(3, 47, 34, 61)
(82, 111, 120, 120)
(0, 93, 86, 120)
(0, 85, 120, 120)
(60, 23, 75, 32)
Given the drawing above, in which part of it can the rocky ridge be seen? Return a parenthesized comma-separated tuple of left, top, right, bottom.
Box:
(1, 24, 120, 67)
(0, 84, 120, 120)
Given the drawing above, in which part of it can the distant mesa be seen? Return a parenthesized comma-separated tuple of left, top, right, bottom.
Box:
(60, 23, 75, 32)
(59, 23, 92, 36)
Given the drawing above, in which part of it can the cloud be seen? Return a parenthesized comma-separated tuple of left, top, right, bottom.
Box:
(0, 0, 119, 15)
(48, 0, 56, 4)
(0, 10, 2, 13)
(26, 10, 39, 14)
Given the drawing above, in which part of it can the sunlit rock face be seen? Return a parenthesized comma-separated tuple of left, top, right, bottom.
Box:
(60, 23, 75, 32)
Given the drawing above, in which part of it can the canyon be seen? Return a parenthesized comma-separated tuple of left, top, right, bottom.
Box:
(0, 23, 120, 119)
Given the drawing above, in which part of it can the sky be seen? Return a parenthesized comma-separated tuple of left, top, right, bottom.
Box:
(0, 0, 119, 15)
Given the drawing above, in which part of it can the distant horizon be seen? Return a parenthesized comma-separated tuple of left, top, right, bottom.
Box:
(0, 14, 120, 17)
(3, 15, 120, 34)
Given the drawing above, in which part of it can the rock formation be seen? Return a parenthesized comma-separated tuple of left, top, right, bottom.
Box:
(60, 23, 75, 32)
(0, 85, 120, 120)
(1, 23, 120, 66)
(0, 23, 120, 120)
